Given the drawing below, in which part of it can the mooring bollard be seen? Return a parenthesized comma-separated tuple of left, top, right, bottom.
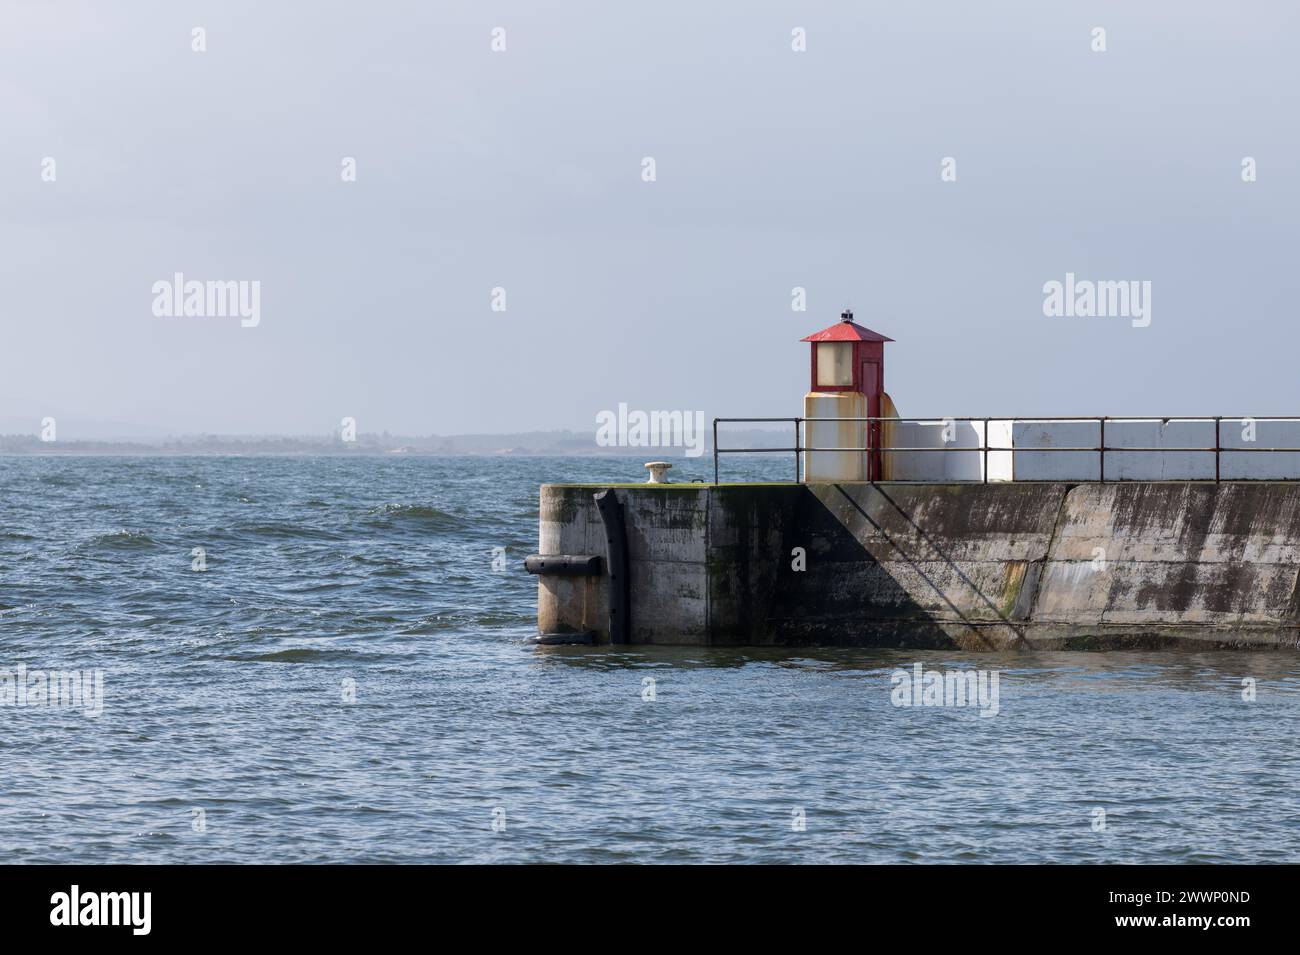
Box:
(644, 461, 672, 483)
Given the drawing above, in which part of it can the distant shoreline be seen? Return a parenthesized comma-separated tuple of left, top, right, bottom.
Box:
(0, 428, 790, 457)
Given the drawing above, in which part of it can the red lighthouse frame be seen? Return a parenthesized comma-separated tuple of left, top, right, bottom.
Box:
(801, 309, 893, 479)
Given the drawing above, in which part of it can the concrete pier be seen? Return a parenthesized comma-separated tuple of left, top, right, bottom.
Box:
(534, 481, 1300, 649)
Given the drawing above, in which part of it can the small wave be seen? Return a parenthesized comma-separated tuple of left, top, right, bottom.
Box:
(232, 523, 339, 541)
(399, 609, 531, 634)
(345, 552, 403, 566)
(91, 529, 159, 548)
(243, 648, 352, 663)
(366, 504, 462, 528)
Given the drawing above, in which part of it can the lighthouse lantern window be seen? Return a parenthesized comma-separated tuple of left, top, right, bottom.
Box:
(815, 342, 854, 387)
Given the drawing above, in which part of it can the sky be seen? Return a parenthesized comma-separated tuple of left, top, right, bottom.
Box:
(2, 1, 1298, 439)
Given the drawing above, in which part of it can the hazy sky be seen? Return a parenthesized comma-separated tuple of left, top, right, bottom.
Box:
(2, 1, 1298, 438)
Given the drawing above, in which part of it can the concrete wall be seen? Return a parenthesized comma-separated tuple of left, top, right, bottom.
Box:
(537, 481, 1300, 649)
(1220, 419, 1300, 479)
(1033, 483, 1300, 637)
(540, 485, 709, 643)
(886, 419, 1012, 482)
(868, 418, 1300, 482)
(537, 486, 610, 638)
(1010, 418, 1300, 481)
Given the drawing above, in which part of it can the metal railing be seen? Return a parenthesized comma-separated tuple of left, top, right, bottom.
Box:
(711, 416, 1300, 484)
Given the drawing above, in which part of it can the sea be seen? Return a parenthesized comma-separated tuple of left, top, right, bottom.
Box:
(2, 454, 1298, 863)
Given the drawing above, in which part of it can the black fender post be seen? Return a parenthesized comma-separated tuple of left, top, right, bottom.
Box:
(594, 489, 630, 645)
(523, 554, 602, 576)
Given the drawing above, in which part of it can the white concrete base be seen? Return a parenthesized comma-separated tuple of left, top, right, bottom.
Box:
(886, 419, 1013, 482)
(803, 392, 867, 482)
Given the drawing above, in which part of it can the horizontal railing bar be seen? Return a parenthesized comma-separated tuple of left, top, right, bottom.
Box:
(715, 416, 1300, 424)
(715, 447, 801, 453)
(716, 446, 1300, 454)
(840, 478, 1234, 484)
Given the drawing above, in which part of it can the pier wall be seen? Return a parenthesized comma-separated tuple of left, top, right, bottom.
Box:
(537, 481, 1300, 649)
(873, 419, 1300, 482)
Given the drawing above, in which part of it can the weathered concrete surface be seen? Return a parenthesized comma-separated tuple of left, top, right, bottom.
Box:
(1033, 483, 1300, 642)
(536, 481, 1300, 649)
(537, 486, 608, 638)
(539, 485, 708, 643)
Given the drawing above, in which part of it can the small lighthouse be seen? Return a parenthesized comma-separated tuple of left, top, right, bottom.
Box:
(800, 309, 894, 481)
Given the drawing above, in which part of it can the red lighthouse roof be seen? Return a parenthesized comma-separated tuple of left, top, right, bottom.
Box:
(800, 309, 893, 343)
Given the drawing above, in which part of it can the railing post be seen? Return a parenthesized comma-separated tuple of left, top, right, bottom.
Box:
(1099, 417, 1106, 484)
(713, 418, 719, 485)
(794, 417, 801, 483)
(983, 416, 990, 484)
(1215, 416, 1221, 483)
